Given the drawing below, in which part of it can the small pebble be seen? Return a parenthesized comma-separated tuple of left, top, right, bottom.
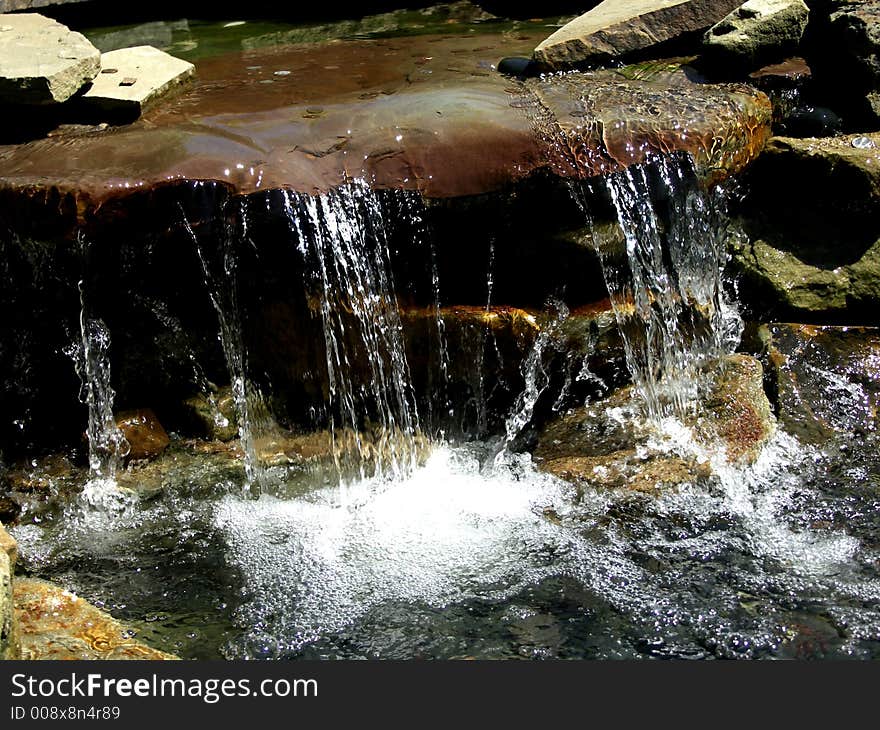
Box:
(274, 70, 291, 76)
(852, 136, 875, 149)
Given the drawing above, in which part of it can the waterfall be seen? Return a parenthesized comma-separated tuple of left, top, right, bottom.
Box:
(282, 179, 422, 483)
(571, 154, 743, 419)
(70, 281, 129, 484)
(181, 195, 271, 492)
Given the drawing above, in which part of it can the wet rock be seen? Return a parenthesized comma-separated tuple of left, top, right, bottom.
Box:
(497, 57, 535, 77)
(115, 408, 170, 461)
(13, 577, 178, 660)
(778, 104, 843, 136)
(0, 522, 19, 569)
(758, 323, 880, 443)
(694, 354, 776, 464)
(533, 0, 743, 70)
(0, 494, 19, 524)
(704, 0, 810, 73)
(0, 13, 100, 105)
(526, 66, 772, 182)
(181, 387, 238, 442)
(534, 354, 774, 490)
(82, 45, 195, 120)
(736, 134, 880, 320)
(0, 46, 771, 206)
(0, 547, 17, 659)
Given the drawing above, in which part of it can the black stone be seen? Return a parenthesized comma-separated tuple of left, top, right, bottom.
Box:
(779, 105, 843, 137)
(498, 57, 535, 78)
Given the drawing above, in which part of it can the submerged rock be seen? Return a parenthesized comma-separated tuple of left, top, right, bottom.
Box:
(82, 45, 195, 120)
(704, 0, 810, 73)
(0, 13, 100, 105)
(13, 577, 178, 660)
(759, 323, 880, 443)
(533, 0, 742, 70)
(115, 408, 170, 461)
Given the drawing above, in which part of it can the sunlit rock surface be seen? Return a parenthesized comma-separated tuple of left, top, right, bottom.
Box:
(703, 0, 809, 73)
(533, 0, 742, 70)
(0, 530, 16, 660)
(0, 13, 100, 105)
(0, 31, 770, 223)
(13, 577, 178, 660)
(82, 45, 195, 118)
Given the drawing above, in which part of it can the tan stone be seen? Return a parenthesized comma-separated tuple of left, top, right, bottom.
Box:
(0, 523, 17, 571)
(83, 45, 194, 116)
(116, 408, 170, 461)
(0, 12, 100, 104)
(534, 0, 742, 70)
(0, 550, 19, 659)
(13, 578, 177, 660)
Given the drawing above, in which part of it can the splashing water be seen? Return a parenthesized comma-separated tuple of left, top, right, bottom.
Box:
(571, 154, 743, 419)
(282, 179, 421, 483)
(66, 273, 131, 509)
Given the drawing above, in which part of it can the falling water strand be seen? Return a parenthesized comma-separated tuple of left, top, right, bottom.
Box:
(283, 180, 421, 483)
(181, 197, 268, 492)
(572, 154, 742, 420)
(494, 302, 568, 464)
(66, 276, 131, 510)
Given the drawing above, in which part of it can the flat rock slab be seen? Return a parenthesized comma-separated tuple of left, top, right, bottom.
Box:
(0, 13, 100, 104)
(13, 577, 178, 660)
(0, 34, 769, 220)
(83, 45, 195, 116)
(534, 0, 743, 70)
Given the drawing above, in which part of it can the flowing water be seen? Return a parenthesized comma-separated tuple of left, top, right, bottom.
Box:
(283, 180, 422, 483)
(571, 154, 743, 420)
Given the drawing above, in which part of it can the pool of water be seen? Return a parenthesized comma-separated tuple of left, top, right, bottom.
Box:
(11, 416, 880, 660)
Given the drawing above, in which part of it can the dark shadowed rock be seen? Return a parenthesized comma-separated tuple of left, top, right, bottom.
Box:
(533, 0, 743, 70)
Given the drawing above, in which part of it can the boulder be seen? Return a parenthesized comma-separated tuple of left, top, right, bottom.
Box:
(533, 0, 743, 70)
(693, 353, 776, 463)
(82, 46, 195, 119)
(534, 354, 775, 491)
(0, 13, 100, 105)
(735, 134, 880, 321)
(704, 0, 810, 72)
(115, 408, 170, 461)
(13, 577, 177, 660)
